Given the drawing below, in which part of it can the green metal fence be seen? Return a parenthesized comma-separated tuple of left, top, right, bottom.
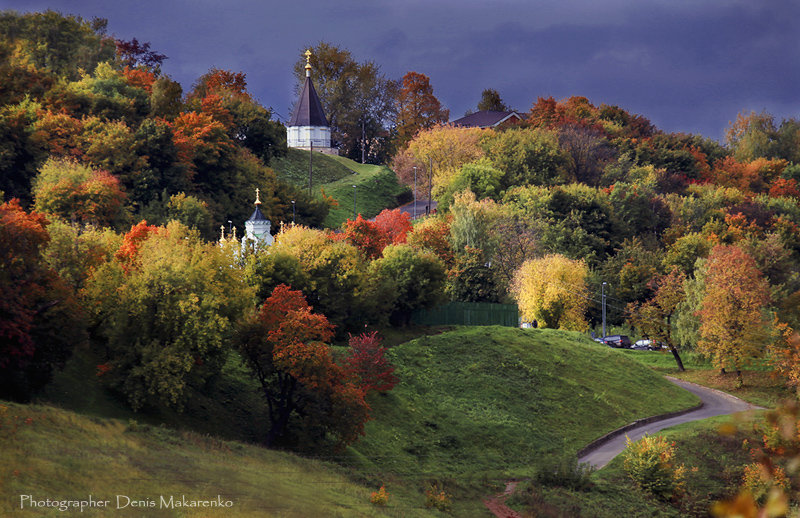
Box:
(411, 301, 519, 327)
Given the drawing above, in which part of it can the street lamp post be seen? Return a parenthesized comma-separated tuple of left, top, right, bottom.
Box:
(413, 166, 417, 218)
(601, 282, 608, 339)
(353, 185, 357, 219)
(291, 200, 295, 224)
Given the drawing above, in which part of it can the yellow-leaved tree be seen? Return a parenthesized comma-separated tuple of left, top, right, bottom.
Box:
(697, 244, 771, 386)
(512, 254, 588, 330)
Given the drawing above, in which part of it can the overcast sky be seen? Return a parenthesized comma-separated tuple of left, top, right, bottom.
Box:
(7, 0, 800, 140)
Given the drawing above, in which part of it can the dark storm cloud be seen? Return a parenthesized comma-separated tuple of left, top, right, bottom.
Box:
(5, 0, 799, 139)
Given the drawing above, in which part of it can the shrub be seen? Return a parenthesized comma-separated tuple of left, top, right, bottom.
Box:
(742, 463, 789, 505)
(424, 482, 452, 512)
(370, 485, 389, 506)
(622, 434, 687, 500)
(535, 455, 595, 491)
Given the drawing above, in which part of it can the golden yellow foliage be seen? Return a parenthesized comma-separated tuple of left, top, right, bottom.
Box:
(511, 254, 588, 331)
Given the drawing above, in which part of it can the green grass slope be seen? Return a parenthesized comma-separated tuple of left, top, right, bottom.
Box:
(270, 148, 355, 187)
(0, 401, 438, 517)
(349, 327, 699, 486)
(270, 150, 410, 228)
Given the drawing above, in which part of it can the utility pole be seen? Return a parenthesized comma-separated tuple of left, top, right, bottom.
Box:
(413, 166, 417, 219)
(601, 282, 607, 338)
(291, 200, 295, 224)
(308, 141, 313, 196)
(361, 117, 366, 164)
(428, 156, 432, 215)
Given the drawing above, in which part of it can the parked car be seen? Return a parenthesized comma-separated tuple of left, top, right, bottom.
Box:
(632, 339, 667, 351)
(602, 335, 632, 348)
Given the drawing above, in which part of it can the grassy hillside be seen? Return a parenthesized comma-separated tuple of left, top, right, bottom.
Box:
(0, 400, 439, 517)
(16, 326, 702, 516)
(344, 327, 699, 497)
(270, 149, 410, 228)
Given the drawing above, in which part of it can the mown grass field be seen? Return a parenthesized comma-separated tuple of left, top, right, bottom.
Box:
(269, 150, 410, 228)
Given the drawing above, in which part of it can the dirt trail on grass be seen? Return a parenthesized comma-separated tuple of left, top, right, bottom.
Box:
(483, 376, 762, 517)
(482, 481, 521, 518)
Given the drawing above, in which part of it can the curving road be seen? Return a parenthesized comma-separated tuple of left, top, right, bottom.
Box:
(577, 376, 763, 469)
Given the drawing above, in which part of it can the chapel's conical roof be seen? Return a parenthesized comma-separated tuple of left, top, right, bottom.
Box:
(289, 76, 328, 127)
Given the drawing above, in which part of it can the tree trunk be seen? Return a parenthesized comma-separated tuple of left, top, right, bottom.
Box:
(720, 367, 727, 375)
(669, 345, 685, 372)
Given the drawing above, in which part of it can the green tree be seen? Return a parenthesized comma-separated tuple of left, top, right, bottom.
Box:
(627, 268, 688, 370)
(438, 159, 503, 212)
(477, 88, 510, 112)
(482, 127, 570, 188)
(0, 10, 115, 80)
(85, 221, 252, 410)
(369, 244, 447, 325)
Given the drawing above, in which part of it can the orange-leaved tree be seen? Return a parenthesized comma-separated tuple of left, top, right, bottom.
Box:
(339, 215, 390, 260)
(697, 245, 771, 386)
(374, 208, 412, 245)
(235, 284, 370, 449)
(394, 71, 449, 149)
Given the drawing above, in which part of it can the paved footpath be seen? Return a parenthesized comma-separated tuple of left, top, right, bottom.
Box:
(578, 376, 762, 468)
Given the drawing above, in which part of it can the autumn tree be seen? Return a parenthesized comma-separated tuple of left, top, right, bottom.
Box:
(115, 38, 167, 71)
(627, 268, 688, 370)
(477, 88, 510, 112)
(406, 215, 455, 269)
(234, 284, 370, 449)
(32, 158, 127, 227)
(512, 254, 589, 330)
(342, 331, 398, 394)
(373, 208, 413, 245)
(395, 71, 449, 149)
(391, 125, 486, 199)
(0, 200, 87, 401)
(85, 221, 252, 410)
(189, 68, 286, 163)
(269, 224, 390, 333)
(697, 245, 771, 385)
(339, 215, 390, 260)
